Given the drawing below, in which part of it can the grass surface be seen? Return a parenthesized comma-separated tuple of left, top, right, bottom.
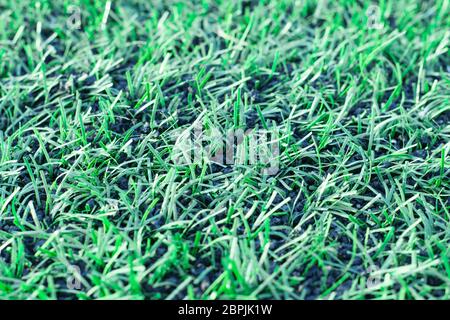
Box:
(0, 0, 449, 300)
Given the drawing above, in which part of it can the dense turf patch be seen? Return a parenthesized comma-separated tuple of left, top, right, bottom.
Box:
(0, 0, 449, 299)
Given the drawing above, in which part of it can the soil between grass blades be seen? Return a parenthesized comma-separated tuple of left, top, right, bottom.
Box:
(0, 0, 449, 300)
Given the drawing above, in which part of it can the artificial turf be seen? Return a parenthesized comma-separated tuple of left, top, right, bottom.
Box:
(0, 0, 449, 300)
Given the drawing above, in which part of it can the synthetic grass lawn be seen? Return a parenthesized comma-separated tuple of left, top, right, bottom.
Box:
(0, 0, 449, 300)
